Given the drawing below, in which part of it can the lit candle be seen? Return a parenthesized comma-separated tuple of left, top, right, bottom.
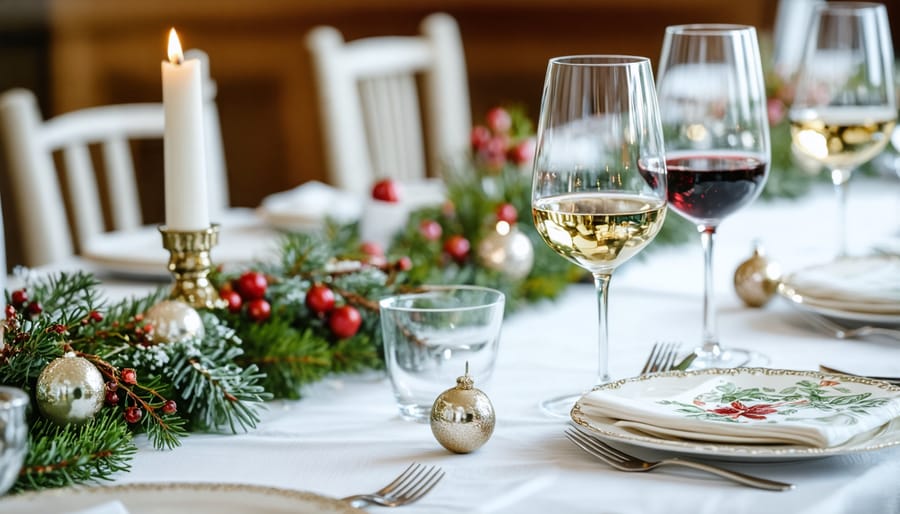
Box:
(162, 28, 209, 230)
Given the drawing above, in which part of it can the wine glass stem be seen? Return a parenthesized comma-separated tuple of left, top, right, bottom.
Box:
(593, 272, 612, 385)
(699, 225, 720, 356)
(830, 168, 851, 259)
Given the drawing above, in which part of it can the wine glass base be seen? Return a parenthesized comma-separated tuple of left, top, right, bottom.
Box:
(539, 392, 585, 419)
(687, 347, 769, 369)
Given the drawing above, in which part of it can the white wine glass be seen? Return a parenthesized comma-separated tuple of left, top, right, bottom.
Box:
(790, 2, 897, 258)
(656, 25, 771, 368)
(531, 56, 668, 417)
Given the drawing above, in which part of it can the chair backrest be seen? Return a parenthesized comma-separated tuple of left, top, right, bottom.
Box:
(0, 49, 228, 267)
(306, 13, 471, 195)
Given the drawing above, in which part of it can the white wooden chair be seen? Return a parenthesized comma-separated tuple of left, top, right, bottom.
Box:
(0, 49, 228, 267)
(306, 13, 472, 195)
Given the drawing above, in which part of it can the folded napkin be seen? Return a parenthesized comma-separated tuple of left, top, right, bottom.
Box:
(579, 371, 900, 448)
(358, 179, 446, 249)
(66, 501, 130, 514)
(258, 181, 362, 229)
(786, 256, 900, 305)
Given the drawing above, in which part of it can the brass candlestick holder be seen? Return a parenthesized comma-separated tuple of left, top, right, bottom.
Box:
(159, 224, 227, 310)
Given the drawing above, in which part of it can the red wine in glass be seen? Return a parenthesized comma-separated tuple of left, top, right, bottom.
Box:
(666, 153, 767, 225)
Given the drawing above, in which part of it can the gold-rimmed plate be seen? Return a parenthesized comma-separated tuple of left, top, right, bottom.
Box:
(571, 368, 900, 462)
(0, 482, 363, 513)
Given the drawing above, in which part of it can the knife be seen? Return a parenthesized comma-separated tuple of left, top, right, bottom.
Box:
(818, 365, 900, 386)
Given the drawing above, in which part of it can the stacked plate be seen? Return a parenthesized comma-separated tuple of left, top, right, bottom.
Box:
(777, 255, 900, 325)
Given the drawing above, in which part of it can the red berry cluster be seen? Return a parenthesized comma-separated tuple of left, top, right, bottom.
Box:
(305, 284, 362, 339)
(104, 367, 178, 424)
(470, 106, 536, 170)
(7, 288, 43, 319)
(220, 271, 272, 323)
(416, 218, 471, 264)
(359, 241, 413, 272)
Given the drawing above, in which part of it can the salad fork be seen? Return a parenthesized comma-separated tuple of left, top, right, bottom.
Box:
(342, 463, 444, 508)
(564, 428, 794, 491)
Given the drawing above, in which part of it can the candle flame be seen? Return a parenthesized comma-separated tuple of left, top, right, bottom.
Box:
(167, 28, 184, 65)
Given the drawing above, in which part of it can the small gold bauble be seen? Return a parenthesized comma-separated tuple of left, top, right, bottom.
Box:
(36, 353, 105, 425)
(430, 363, 495, 454)
(143, 300, 205, 343)
(734, 242, 782, 308)
(476, 222, 534, 280)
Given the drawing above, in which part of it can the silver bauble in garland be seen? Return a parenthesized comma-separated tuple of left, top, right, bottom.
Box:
(430, 363, 495, 454)
(143, 300, 205, 343)
(734, 242, 782, 308)
(477, 222, 534, 280)
(36, 353, 105, 425)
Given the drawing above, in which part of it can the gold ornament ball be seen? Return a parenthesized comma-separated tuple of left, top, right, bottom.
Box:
(477, 222, 535, 280)
(734, 243, 782, 308)
(144, 300, 205, 343)
(36, 353, 106, 425)
(430, 366, 495, 454)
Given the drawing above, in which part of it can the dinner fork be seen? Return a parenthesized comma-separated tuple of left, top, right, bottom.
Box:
(796, 311, 900, 341)
(341, 463, 445, 508)
(564, 428, 794, 491)
(640, 342, 680, 375)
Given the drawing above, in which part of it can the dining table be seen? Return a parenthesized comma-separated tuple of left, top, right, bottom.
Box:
(6, 174, 900, 514)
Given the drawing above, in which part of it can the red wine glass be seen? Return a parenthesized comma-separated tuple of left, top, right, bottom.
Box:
(656, 25, 771, 368)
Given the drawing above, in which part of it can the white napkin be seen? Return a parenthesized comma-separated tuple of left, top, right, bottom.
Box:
(579, 374, 900, 448)
(786, 256, 900, 305)
(358, 179, 446, 249)
(258, 181, 362, 230)
(66, 501, 130, 514)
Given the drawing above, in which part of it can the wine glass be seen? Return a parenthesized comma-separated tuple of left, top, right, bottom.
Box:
(789, 2, 896, 258)
(656, 25, 770, 368)
(531, 56, 668, 417)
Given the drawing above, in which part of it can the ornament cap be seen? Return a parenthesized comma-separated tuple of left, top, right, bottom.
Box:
(455, 361, 475, 390)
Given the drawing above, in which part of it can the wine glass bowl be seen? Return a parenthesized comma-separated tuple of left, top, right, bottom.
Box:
(656, 24, 771, 368)
(531, 55, 667, 416)
(789, 2, 897, 257)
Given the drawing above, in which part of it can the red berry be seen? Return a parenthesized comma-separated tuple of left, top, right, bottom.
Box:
(470, 125, 492, 151)
(246, 298, 272, 323)
(394, 256, 413, 271)
(26, 302, 42, 317)
(121, 368, 137, 385)
(372, 179, 400, 202)
(47, 324, 67, 335)
(236, 271, 267, 301)
(220, 289, 243, 314)
(360, 241, 384, 257)
(443, 235, 471, 263)
(495, 203, 518, 224)
(306, 284, 336, 314)
(162, 400, 177, 415)
(10, 289, 27, 308)
(124, 406, 143, 424)
(418, 219, 442, 241)
(89, 310, 104, 323)
(507, 137, 536, 165)
(4, 304, 15, 319)
(105, 390, 119, 405)
(107, 381, 118, 392)
(486, 107, 512, 134)
(329, 305, 362, 339)
(481, 136, 508, 169)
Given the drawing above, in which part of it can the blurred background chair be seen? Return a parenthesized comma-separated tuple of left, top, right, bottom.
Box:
(306, 12, 471, 195)
(0, 49, 227, 267)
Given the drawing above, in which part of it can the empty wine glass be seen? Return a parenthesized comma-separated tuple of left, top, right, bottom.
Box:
(531, 56, 668, 417)
(789, 2, 897, 258)
(656, 25, 771, 368)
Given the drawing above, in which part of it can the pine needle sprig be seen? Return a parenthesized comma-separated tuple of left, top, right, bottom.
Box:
(14, 411, 136, 492)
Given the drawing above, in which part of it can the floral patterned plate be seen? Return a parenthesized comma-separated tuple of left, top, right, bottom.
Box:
(571, 368, 900, 462)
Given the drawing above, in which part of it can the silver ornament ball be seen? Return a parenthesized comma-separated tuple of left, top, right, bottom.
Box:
(36, 353, 105, 425)
(734, 242, 782, 308)
(430, 365, 495, 454)
(477, 222, 534, 280)
(144, 300, 205, 343)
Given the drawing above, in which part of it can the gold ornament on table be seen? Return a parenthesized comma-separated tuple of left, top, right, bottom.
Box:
(430, 362, 495, 454)
(476, 220, 535, 280)
(143, 300, 205, 344)
(734, 241, 782, 308)
(35, 353, 106, 425)
(159, 224, 228, 310)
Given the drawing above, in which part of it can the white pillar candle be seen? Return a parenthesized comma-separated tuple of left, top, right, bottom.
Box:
(162, 28, 209, 231)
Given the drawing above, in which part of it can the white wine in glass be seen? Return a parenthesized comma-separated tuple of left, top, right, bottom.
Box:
(789, 2, 897, 258)
(531, 56, 667, 417)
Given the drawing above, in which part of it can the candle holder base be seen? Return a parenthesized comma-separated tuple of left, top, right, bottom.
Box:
(159, 224, 227, 310)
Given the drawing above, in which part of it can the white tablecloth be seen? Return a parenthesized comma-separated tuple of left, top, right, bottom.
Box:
(21, 178, 900, 513)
